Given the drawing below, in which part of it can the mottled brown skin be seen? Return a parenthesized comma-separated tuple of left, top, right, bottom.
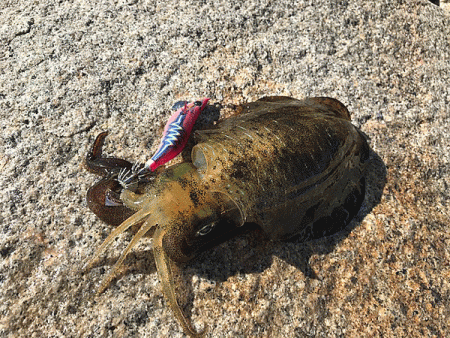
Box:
(84, 97, 370, 337)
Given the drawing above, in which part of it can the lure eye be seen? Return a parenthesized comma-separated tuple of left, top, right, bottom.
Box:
(194, 101, 202, 106)
(196, 222, 216, 236)
(171, 101, 188, 111)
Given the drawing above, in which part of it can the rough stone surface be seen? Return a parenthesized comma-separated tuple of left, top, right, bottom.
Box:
(1, 0, 449, 337)
(440, 0, 450, 13)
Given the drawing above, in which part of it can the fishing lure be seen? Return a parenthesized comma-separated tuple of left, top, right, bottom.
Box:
(118, 98, 209, 187)
(85, 96, 370, 337)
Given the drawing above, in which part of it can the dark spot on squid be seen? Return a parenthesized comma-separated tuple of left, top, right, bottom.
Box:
(189, 190, 199, 206)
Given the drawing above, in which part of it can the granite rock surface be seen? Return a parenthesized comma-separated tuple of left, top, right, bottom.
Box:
(1, 0, 449, 337)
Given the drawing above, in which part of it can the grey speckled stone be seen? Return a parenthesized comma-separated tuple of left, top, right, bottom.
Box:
(1, 0, 449, 337)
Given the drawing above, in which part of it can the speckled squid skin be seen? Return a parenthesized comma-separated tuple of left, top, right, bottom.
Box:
(85, 96, 369, 337)
(191, 96, 369, 242)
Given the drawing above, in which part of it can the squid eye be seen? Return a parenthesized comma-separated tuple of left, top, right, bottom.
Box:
(196, 223, 216, 236)
(194, 101, 202, 106)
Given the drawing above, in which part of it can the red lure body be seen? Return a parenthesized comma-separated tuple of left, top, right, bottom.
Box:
(146, 98, 210, 171)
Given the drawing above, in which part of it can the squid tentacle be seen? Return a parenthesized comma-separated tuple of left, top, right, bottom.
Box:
(153, 227, 206, 337)
(84, 206, 153, 274)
